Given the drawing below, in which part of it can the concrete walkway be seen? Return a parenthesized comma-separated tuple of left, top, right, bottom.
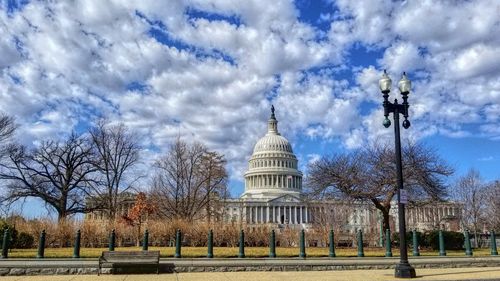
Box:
(0, 267, 499, 281)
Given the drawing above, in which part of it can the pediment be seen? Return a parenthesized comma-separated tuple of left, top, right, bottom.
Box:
(268, 194, 302, 203)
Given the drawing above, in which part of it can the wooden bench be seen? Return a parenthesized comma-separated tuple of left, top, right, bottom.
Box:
(98, 251, 160, 275)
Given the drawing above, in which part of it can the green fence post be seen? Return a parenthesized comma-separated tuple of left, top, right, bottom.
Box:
(379, 220, 384, 247)
(385, 228, 392, 257)
(491, 231, 498, 256)
(357, 230, 364, 257)
(143, 229, 149, 251)
(269, 229, 276, 258)
(37, 230, 46, 258)
(439, 230, 446, 256)
(329, 229, 336, 258)
(207, 229, 214, 258)
(299, 229, 306, 258)
(412, 229, 420, 256)
(1, 228, 10, 259)
(464, 229, 473, 256)
(238, 230, 245, 258)
(109, 229, 115, 251)
(175, 229, 182, 258)
(73, 229, 81, 258)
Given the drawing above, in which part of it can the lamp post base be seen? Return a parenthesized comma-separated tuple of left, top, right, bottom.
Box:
(395, 262, 416, 278)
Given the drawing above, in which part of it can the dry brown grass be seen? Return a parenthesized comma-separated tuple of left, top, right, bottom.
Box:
(7, 247, 492, 258)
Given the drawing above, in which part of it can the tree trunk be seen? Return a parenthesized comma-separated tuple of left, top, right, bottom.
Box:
(382, 209, 391, 233)
(371, 199, 391, 233)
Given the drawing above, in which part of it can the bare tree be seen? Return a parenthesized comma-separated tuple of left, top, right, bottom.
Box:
(454, 169, 488, 247)
(88, 120, 141, 221)
(485, 180, 500, 232)
(0, 112, 17, 159)
(307, 141, 453, 233)
(200, 151, 228, 224)
(0, 133, 96, 220)
(150, 138, 228, 222)
(309, 201, 356, 246)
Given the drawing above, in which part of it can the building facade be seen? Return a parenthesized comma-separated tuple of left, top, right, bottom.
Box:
(85, 106, 462, 241)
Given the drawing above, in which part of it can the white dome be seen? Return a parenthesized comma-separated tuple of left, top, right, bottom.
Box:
(241, 106, 303, 200)
(253, 134, 293, 153)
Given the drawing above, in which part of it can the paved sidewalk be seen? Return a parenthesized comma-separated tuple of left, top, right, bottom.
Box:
(0, 267, 499, 281)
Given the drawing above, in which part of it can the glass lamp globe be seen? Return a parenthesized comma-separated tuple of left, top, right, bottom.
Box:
(379, 70, 392, 92)
(398, 72, 411, 93)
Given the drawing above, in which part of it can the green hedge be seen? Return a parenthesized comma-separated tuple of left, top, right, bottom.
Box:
(392, 230, 464, 250)
(425, 230, 464, 250)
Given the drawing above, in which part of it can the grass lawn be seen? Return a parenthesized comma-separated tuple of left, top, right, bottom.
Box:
(6, 247, 493, 258)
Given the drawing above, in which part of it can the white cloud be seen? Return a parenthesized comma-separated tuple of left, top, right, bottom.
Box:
(478, 156, 494, 162)
(0, 0, 499, 195)
(379, 41, 423, 74)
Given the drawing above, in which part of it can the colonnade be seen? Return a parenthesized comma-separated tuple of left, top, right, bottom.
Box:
(246, 205, 309, 224)
(407, 205, 459, 224)
(246, 174, 302, 189)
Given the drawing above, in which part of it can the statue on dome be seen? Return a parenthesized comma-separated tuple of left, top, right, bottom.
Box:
(271, 105, 275, 115)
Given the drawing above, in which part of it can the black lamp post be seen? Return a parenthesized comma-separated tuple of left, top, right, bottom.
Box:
(380, 70, 416, 278)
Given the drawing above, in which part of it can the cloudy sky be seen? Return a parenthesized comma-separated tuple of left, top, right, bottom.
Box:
(1, 0, 499, 215)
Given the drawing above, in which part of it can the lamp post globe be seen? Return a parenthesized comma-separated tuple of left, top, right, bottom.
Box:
(380, 70, 416, 279)
(379, 70, 392, 93)
(398, 72, 411, 94)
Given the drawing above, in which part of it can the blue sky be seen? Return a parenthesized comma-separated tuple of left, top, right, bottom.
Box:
(0, 0, 499, 217)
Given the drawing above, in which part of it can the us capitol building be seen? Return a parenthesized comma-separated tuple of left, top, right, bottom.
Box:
(221, 106, 462, 238)
(86, 106, 463, 242)
(235, 106, 308, 225)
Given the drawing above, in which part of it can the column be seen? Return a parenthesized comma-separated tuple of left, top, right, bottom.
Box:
(294, 206, 298, 224)
(289, 205, 292, 224)
(260, 206, 264, 223)
(278, 206, 281, 223)
(299, 206, 303, 224)
(283, 206, 287, 223)
(305, 206, 308, 223)
(267, 206, 270, 223)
